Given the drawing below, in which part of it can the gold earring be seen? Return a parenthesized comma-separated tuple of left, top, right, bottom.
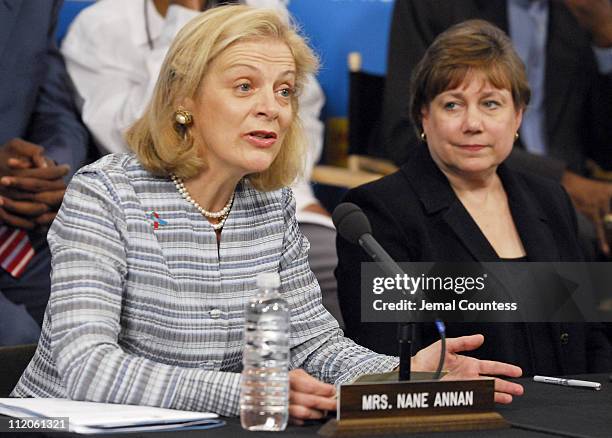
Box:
(515, 132, 519, 140)
(420, 132, 426, 141)
(174, 108, 193, 126)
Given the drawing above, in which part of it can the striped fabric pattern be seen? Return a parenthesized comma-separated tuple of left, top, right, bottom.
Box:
(0, 226, 35, 278)
(12, 154, 398, 416)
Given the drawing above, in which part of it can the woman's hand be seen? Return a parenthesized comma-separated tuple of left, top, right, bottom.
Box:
(412, 334, 524, 404)
(288, 369, 336, 425)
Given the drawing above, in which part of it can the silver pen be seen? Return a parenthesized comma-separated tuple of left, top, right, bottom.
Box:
(533, 375, 601, 391)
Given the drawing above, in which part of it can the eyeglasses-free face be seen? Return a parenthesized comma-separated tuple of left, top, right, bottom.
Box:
(421, 70, 523, 180)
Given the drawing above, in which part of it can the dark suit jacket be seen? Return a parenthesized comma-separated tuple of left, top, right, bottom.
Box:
(0, 0, 89, 169)
(335, 146, 612, 375)
(381, 0, 612, 178)
(0, 0, 89, 338)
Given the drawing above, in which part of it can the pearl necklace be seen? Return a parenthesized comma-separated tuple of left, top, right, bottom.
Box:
(171, 174, 234, 230)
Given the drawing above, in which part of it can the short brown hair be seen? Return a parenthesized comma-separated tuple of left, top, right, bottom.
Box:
(126, 5, 318, 191)
(409, 19, 530, 135)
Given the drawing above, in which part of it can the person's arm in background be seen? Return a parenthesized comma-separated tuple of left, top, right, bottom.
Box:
(0, 0, 88, 230)
(560, 0, 612, 255)
(60, 0, 203, 154)
(565, 0, 612, 49)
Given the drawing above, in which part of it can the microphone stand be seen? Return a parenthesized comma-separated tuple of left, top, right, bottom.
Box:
(398, 322, 414, 381)
(332, 204, 440, 383)
(355, 234, 416, 381)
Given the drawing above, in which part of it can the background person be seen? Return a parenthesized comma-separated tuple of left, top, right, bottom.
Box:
(336, 19, 612, 376)
(380, 0, 612, 256)
(12, 7, 523, 418)
(0, 0, 90, 345)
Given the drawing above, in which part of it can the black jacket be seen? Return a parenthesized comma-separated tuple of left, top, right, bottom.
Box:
(335, 147, 611, 376)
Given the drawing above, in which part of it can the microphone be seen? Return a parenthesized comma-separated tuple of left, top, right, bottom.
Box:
(333, 202, 412, 380)
(333, 202, 447, 381)
(332, 202, 405, 279)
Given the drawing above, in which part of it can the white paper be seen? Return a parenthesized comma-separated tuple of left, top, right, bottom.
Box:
(0, 398, 222, 434)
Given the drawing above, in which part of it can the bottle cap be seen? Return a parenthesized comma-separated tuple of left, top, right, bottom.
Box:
(256, 272, 281, 288)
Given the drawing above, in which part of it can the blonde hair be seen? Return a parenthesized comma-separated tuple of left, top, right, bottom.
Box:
(410, 19, 531, 135)
(126, 5, 319, 191)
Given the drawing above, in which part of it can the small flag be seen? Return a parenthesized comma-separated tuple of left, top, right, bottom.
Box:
(0, 226, 35, 278)
(150, 211, 167, 230)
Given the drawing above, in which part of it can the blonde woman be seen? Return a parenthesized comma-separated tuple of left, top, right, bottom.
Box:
(61, 0, 342, 325)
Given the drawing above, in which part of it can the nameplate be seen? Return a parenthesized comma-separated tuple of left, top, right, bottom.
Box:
(338, 379, 494, 420)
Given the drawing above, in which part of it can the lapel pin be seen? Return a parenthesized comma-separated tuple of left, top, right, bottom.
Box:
(150, 211, 167, 230)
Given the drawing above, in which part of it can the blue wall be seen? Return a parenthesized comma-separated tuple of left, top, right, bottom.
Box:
(58, 0, 395, 118)
(57, 0, 94, 42)
(287, 0, 394, 118)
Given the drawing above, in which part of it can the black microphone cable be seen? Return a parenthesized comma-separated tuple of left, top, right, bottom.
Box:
(433, 319, 446, 380)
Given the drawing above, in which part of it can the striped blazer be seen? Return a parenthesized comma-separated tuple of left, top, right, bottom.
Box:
(12, 154, 397, 416)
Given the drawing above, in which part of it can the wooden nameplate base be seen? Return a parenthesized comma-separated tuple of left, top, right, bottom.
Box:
(319, 376, 507, 436)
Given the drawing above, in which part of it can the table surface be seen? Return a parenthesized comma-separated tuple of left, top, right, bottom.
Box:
(4, 373, 610, 438)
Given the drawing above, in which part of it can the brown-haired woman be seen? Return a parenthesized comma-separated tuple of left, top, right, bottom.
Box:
(337, 19, 611, 378)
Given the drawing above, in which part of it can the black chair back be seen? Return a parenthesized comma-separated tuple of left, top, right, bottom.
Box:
(0, 344, 36, 396)
(348, 71, 386, 158)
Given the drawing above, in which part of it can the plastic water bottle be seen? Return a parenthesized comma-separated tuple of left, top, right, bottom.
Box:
(240, 272, 290, 431)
